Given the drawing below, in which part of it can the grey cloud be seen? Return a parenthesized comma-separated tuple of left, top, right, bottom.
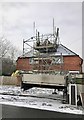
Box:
(0, 2, 82, 57)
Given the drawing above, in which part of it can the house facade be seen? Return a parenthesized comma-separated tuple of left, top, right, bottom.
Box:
(16, 44, 83, 73)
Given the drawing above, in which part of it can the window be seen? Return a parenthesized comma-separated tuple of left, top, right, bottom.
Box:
(52, 57, 63, 64)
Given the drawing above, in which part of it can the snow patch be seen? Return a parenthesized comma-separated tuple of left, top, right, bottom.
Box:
(0, 85, 84, 115)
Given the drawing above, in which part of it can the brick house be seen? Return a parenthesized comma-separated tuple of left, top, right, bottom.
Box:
(16, 44, 83, 73)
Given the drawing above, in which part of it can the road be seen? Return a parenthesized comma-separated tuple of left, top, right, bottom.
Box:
(0, 104, 83, 119)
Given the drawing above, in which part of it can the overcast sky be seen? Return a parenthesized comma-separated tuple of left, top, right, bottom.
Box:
(0, 2, 82, 57)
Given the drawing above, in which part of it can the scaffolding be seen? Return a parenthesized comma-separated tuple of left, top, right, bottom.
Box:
(23, 27, 63, 74)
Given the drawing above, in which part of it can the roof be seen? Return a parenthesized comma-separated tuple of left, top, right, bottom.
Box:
(53, 44, 77, 56)
(20, 44, 78, 57)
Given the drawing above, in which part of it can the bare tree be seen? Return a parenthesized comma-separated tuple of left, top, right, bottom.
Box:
(0, 36, 22, 60)
(9, 46, 22, 61)
(0, 36, 11, 58)
(0, 36, 22, 75)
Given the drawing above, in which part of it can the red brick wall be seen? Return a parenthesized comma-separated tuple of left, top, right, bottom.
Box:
(50, 56, 82, 72)
(16, 57, 32, 71)
(63, 56, 82, 72)
(16, 56, 83, 73)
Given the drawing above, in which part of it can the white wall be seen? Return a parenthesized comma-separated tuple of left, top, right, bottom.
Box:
(82, 60, 84, 73)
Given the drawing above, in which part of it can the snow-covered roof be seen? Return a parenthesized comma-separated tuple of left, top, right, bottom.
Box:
(53, 44, 77, 56)
(20, 44, 78, 58)
(22, 50, 34, 58)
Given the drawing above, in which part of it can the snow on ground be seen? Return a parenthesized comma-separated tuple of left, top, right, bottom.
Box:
(0, 85, 84, 115)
